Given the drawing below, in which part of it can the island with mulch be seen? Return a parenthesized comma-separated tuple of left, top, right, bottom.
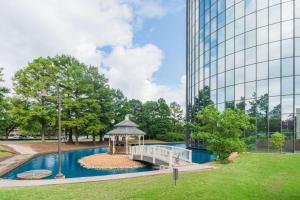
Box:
(78, 154, 145, 169)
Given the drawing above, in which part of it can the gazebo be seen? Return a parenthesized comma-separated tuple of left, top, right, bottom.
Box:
(105, 115, 146, 154)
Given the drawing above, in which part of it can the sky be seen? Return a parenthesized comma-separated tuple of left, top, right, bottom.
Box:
(0, 0, 186, 106)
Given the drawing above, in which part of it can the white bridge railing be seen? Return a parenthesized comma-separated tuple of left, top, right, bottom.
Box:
(129, 145, 192, 167)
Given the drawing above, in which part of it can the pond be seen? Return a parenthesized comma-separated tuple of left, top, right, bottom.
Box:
(2, 144, 215, 179)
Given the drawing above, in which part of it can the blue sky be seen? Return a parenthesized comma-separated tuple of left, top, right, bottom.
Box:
(134, 1, 186, 87)
(0, 0, 186, 104)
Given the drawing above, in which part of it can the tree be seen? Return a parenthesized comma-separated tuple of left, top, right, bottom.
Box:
(0, 68, 16, 139)
(192, 105, 254, 162)
(111, 89, 129, 124)
(13, 59, 58, 141)
(271, 132, 286, 153)
(128, 99, 143, 124)
(170, 102, 183, 128)
(191, 86, 213, 122)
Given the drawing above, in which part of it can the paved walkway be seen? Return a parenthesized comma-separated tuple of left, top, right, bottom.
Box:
(0, 144, 37, 177)
(4, 144, 37, 155)
(0, 164, 215, 188)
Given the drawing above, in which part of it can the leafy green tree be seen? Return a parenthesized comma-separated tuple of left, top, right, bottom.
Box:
(0, 68, 17, 139)
(191, 86, 213, 122)
(13, 58, 58, 141)
(111, 89, 129, 124)
(87, 67, 112, 142)
(271, 132, 286, 153)
(53, 55, 102, 145)
(192, 105, 254, 162)
(128, 99, 143, 124)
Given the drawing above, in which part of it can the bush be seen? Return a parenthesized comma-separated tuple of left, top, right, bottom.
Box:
(192, 105, 254, 163)
(156, 132, 184, 142)
(271, 132, 286, 153)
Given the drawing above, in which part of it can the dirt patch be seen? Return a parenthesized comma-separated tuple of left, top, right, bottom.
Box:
(228, 152, 240, 162)
(20, 142, 108, 154)
(0, 145, 18, 162)
(78, 153, 146, 169)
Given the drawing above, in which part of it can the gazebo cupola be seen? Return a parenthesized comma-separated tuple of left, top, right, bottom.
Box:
(105, 115, 146, 154)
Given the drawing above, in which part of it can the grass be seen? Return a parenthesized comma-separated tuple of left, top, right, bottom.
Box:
(0, 153, 300, 200)
(0, 145, 13, 160)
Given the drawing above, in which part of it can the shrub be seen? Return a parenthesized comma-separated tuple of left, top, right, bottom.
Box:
(156, 132, 184, 142)
(271, 132, 286, 153)
(192, 105, 254, 163)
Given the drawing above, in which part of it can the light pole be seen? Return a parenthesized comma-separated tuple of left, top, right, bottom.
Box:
(55, 93, 64, 179)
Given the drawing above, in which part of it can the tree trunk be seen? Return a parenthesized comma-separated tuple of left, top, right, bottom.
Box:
(41, 122, 46, 143)
(68, 129, 73, 143)
(92, 133, 96, 145)
(75, 129, 79, 145)
(5, 129, 9, 140)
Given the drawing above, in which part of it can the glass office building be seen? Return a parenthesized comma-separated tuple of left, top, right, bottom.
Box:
(186, 0, 300, 152)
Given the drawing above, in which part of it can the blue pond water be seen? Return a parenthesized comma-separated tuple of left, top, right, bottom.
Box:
(2, 144, 215, 179)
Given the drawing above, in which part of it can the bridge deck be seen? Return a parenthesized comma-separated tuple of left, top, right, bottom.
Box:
(130, 145, 192, 167)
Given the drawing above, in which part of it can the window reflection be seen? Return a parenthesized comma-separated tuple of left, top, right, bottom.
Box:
(246, 30, 256, 48)
(282, 2, 294, 21)
(235, 18, 245, 35)
(269, 23, 280, 42)
(269, 96, 281, 133)
(269, 41, 280, 60)
(235, 1, 244, 20)
(246, 47, 256, 65)
(282, 114, 294, 133)
(226, 86, 234, 102)
(282, 95, 293, 113)
(257, 0, 268, 10)
(246, 13, 256, 31)
(235, 34, 245, 51)
(226, 54, 234, 70)
(257, 44, 268, 62)
(218, 88, 225, 103)
(235, 51, 244, 68)
(257, 80, 268, 98)
(282, 39, 294, 58)
(269, 4, 280, 24)
(257, 62, 268, 80)
(245, 64, 256, 82)
(269, 59, 281, 78)
(218, 73, 225, 88)
(235, 84, 244, 101)
(282, 77, 293, 95)
(226, 7, 234, 24)
(226, 70, 234, 86)
(235, 67, 244, 84)
(245, 81, 256, 99)
(257, 9, 268, 27)
(218, 58, 225, 73)
(282, 58, 293, 77)
(257, 27, 268, 45)
(282, 20, 293, 40)
(296, 76, 300, 94)
(245, 0, 256, 15)
(269, 78, 280, 96)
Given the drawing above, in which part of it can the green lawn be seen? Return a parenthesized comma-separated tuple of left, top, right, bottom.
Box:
(1, 153, 300, 200)
(0, 145, 12, 160)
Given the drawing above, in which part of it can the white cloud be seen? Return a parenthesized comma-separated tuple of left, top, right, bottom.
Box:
(0, 0, 185, 106)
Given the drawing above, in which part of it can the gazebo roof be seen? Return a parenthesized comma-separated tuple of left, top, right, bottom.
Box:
(106, 115, 146, 136)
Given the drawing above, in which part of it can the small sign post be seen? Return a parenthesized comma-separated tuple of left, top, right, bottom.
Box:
(173, 168, 179, 186)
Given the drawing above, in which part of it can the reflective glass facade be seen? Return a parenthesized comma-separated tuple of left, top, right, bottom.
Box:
(186, 0, 300, 152)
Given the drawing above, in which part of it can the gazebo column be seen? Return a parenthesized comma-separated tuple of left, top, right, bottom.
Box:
(113, 136, 115, 154)
(108, 136, 110, 147)
(125, 136, 128, 154)
(142, 136, 144, 146)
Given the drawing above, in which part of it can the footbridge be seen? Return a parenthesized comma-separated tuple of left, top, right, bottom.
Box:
(129, 145, 192, 167)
